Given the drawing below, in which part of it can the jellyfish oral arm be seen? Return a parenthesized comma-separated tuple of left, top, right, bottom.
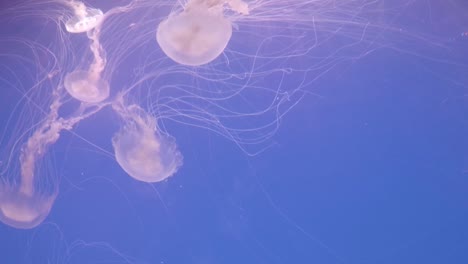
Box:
(18, 118, 66, 196)
(87, 29, 106, 76)
(17, 96, 103, 196)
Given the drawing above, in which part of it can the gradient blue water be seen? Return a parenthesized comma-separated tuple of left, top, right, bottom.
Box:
(1, 1, 467, 264)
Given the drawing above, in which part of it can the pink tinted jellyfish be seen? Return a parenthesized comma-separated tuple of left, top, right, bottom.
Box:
(0, 107, 62, 229)
(0, 33, 106, 228)
(0, 100, 62, 229)
(63, 1, 109, 103)
(0, 184, 56, 229)
(63, 69, 110, 103)
(156, 0, 249, 66)
(64, 0, 104, 33)
(111, 97, 183, 183)
(0, 96, 104, 229)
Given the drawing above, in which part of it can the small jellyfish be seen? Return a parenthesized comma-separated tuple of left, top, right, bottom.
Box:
(156, 0, 249, 66)
(63, 70, 110, 103)
(64, 1, 104, 33)
(111, 100, 182, 183)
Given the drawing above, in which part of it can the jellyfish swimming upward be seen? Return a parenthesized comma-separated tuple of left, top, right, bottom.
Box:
(1, 0, 432, 230)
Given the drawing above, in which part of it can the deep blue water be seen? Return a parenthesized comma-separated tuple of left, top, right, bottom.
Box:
(0, 1, 468, 264)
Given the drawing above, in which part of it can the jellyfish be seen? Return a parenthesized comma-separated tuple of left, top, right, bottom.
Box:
(0, 121, 59, 229)
(63, 70, 110, 103)
(2, 0, 459, 234)
(111, 97, 182, 183)
(0, 79, 106, 229)
(156, 0, 249, 66)
(64, 1, 104, 34)
(0, 0, 367, 230)
(63, 1, 109, 104)
(0, 185, 56, 230)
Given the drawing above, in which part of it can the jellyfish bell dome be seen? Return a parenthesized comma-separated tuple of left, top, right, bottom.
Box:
(63, 70, 110, 103)
(110, 101, 183, 183)
(156, 7, 233, 66)
(0, 187, 55, 229)
(112, 123, 182, 183)
(65, 7, 103, 33)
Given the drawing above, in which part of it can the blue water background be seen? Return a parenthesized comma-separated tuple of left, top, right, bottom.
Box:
(0, 1, 467, 263)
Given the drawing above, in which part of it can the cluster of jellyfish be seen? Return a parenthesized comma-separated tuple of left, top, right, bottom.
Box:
(1, 0, 440, 231)
(0, 0, 251, 229)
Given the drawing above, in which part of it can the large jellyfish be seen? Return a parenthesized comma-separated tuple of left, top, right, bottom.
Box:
(156, 0, 249, 66)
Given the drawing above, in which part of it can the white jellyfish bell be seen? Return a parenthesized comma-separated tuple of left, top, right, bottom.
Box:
(112, 99, 183, 183)
(63, 70, 110, 103)
(65, 1, 103, 33)
(0, 185, 55, 229)
(156, 0, 249, 66)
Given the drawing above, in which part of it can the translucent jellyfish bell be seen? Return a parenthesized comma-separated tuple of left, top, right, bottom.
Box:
(156, 4, 233, 66)
(112, 103, 182, 183)
(0, 185, 55, 229)
(65, 5, 103, 33)
(63, 70, 110, 103)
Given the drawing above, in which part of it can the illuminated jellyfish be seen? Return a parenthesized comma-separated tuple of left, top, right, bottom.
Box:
(156, 0, 249, 66)
(0, 186, 55, 230)
(63, 1, 109, 104)
(0, 1, 109, 230)
(0, 94, 104, 229)
(0, 36, 107, 229)
(0, 127, 58, 230)
(0, 91, 62, 229)
(1, 0, 461, 233)
(111, 97, 183, 183)
(64, 0, 104, 33)
(0, 0, 393, 230)
(63, 69, 110, 103)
